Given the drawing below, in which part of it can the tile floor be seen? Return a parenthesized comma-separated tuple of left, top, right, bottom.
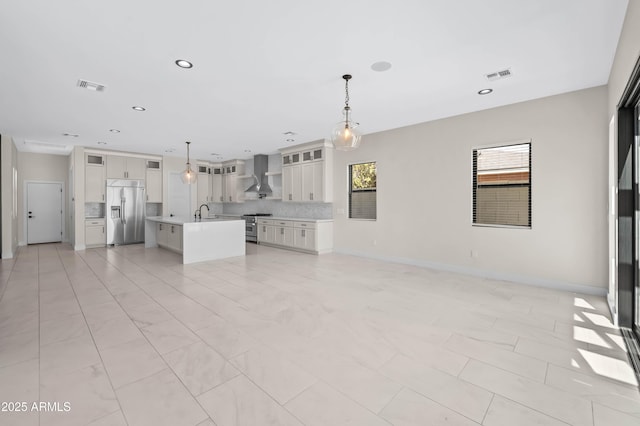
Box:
(0, 242, 639, 426)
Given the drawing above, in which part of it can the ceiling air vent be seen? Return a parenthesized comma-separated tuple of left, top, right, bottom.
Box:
(77, 79, 106, 92)
(485, 68, 512, 82)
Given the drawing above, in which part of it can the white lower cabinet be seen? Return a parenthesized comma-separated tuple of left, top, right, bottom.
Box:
(157, 222, 182, 253)
(85, 219, 106, 247)
(257, 218, 332, 254)
(273, 221, 294, 247)
(258, 220, 275, 244)
(293, 222, 316, 251)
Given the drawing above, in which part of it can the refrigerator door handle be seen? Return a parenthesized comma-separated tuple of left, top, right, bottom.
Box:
(121, 198, 126, 224)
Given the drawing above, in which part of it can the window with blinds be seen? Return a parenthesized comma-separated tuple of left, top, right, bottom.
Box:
(349, 162, 377, 220)
(473, 142, 531, 228)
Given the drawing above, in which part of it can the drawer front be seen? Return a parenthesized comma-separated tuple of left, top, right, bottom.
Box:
(275, 220, 293, 227)
(257, 219, 273, 225)
(294, 221, 316, 229)
(85, 220, 105, 226)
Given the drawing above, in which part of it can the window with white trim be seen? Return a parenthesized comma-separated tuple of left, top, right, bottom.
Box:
(349, 162, 376, 220)
(473, 142, 531, 227)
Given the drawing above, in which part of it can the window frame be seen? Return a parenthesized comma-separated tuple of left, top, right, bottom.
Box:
(472, 140, 532, 229)
(348, 161, 377, 221)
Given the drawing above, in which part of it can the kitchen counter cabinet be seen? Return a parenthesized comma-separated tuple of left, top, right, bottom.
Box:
(85, 218, 106, 247)
(257, 218, 332, 254)
(146, 217, 245, 264)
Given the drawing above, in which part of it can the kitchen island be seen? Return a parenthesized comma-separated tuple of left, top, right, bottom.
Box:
(145, 216, 245, 264)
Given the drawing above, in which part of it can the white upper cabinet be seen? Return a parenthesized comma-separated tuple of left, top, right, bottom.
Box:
(280, 140, 333, 202)
(210, 166, 223, 203)
(85, 154, 106, 202)
(221, 160, 245, 203)
(145, 160, 162, 203)
(197, 164, 210, 205)
(106, 155, 145, 179)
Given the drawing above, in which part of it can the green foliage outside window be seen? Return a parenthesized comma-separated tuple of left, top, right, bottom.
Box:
(351, 162, 377, 190)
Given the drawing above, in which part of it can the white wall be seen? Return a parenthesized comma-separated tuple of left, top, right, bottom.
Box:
(162, 154, 197, 217)
(333, 86, 608, 294)
(608, 1, 640, 115)
(17, 152, 69, 245)
(1, 135, 18, 258)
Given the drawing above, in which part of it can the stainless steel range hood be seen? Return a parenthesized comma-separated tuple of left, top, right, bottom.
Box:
(245, 154, 272, 196)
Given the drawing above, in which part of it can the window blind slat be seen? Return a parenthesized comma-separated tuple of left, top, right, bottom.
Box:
(473, 143, 531, 227)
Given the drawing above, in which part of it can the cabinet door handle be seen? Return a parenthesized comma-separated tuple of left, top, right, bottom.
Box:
(102, 226, 104, 233)
(310, 192, 313, 201)
(171, 225, 174, 233)
(280, 228, 284, 235)
(288, 194, 292, 201)
(102, 194, 104, 201)
(301, 229, 305, 237)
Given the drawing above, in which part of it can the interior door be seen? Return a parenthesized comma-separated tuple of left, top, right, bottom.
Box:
(27, 182, 62, 244)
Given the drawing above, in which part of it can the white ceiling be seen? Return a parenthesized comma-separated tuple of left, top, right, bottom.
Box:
(0, 0, 628, 161)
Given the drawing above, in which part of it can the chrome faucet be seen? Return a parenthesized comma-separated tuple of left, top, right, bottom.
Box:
(197, 203, 209, 220)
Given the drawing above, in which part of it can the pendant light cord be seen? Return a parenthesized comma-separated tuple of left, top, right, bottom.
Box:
(344, 78, 350, 108)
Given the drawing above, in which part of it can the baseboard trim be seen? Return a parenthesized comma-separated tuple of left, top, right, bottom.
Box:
(333, 248, 607, 297)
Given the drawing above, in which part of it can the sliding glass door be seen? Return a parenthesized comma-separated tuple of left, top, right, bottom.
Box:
(635, 103, 640, 341)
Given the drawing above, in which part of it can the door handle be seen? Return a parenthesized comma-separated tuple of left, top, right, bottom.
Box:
(121, 198, 126, 224)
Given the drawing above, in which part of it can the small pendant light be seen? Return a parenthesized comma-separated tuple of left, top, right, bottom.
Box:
(181, 141, 196, 184)
(330, 74, 362, 151)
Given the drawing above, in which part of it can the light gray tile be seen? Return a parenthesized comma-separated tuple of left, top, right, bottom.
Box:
(99, 337, 167, 389)
(445, 334, 547, 382)
(380, 388, 480, 426)
(460, 360, 592, 426)
(196, 320, 258, 359)
(285, 381, 391, 426)
(593, 402, 640, 426)
(141, 318, 201, 354)
(0, 330, 38, 368)
(40, 363, 119, 426)
(197, 375, 303, 426)
(116, 368, 208, 426)
(545, 364, 640, 417)
(230, 345, 317, 404)
(164, 341, 240, 396)
(380, 354, 493, 423)
(483, 395, 568, 426)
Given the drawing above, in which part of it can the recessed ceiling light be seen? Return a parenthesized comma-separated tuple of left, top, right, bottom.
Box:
(478, 89, 493, 95)
(286, 139, 294, 142)
(97, 141, 107, 145)
(371, 61, 392, 72)
(62, 133, 79, 137)
(210, 153, 219, 156)
(244, 149, 251, 153)
(175, 59, 193, 69)
(164, 148, 175, 153)
(216, 156, 223, 160)
(109, 129, 120, 133)
(132, 106, 146, 111)
(283, 131, 296, 136)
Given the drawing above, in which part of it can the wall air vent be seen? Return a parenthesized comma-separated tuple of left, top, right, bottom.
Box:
(485, 68, 512, 81)
(77, 79, 106, 92)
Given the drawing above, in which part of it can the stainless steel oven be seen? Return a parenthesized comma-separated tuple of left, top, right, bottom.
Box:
(242, 213, 272, 242)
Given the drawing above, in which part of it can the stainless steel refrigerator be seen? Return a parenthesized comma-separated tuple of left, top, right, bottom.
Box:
(106, 179, 145, 245)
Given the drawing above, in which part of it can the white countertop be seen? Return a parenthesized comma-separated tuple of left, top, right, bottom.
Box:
(146, 216, 242, 225)
(258, 216, 333, 223)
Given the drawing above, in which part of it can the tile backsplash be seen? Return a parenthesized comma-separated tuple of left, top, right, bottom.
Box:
(221, 199, 332, 219)
(84, 203, 105, 218)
